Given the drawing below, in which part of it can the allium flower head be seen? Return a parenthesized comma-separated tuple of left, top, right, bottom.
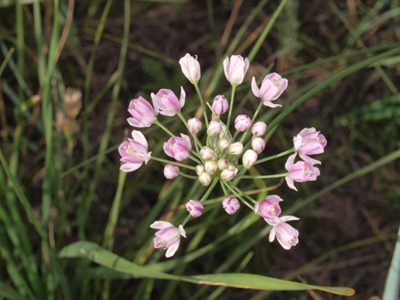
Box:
(223, 55, 250, 86)
(269, 216, 300, 250)
(186, 200, 204, 218)
(285, 154, 320, 191)
(119, 130, 152, 172)
(164, 164, 179, 179)
(127, 96, 157, 128)
(234, 115, 252, 132)
(212, 95, 229, 114)
(150, 221, 186, 257)
(151, 88, 186, 116)
(293, 127, 327, 165)
(251, 72, 288, 108)
(179, 53, 201, 84)
(163, 134, 191, 161)
(222, 197, 240, 215)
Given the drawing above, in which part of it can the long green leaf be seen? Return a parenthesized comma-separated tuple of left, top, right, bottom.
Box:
(58, 241, 354, 296)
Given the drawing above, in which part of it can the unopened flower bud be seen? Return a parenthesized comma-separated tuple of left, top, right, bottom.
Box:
(252, 137, 266, 154)
(217, 159, 229, 170)
(199, 172, 212, 186)
(207, 120, 222, 136)
(195, 165, 205, 176)
(186, 200, 204, 217)
(224, 55, 249, 86)
(188, 118, 202, 134)
(222, 197, 240, 215)
(164, 164, 179, 179)
(229, 142, 243, 155)
(200, 146, 216, 160)
(221, 167, 238, 181)
(205, 161, 218, 174)
(179, 53, 201, 84)
(234, 115, 252, 132)
(212, 95, 229, 114)
(227, 163, 236, 171)
(219, 138, 230, 150)
(252, 121, 267, 136)
(242, 149, 257, 169)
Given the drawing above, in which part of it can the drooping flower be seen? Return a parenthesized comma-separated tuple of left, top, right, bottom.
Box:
(251, 72, 288, 108)
(242, 149, 257, 169)
(212, 95, 229, 114)
(222, 197, 240, 215)
(179, 53, 201, 84)
(293, 127, 327, 165)
(119, 130, 152, 172)
(188, 118, 202, 134)
(269, 216, 300, 250)
(284, 154, 320, 191)
(186, 200, 204, 218)
(234, 115, 252, 132)
(151, 88, 186, 116)
(251, 137, 266, 154)
(127, 96, 157, 128)
(164, 164, 179, 179)
(150, 221, 186, 257)
(163, 134, 191, 161)
(258, 195, 283, 225)
(223, 55, 250, 86)
(252, 121, 267, 137)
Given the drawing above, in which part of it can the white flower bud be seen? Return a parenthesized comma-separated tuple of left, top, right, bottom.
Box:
(200, 146, 217, 160)
(217, 159, 229, 170)
(242, 149, 258, 169)
(195, 165, 205, 176)
(221, 167, 238, 181)
(252, 121, 267, 136)
(227, 163, 236, 171)
(207, 120, 222, 136)
(251, 137, 266, 154)
(229, 142, 243, 155)
(188, 118, 202, 134)
(205, 161, 218, 174)
(199, 172, 212, 186)
(219, 138, 230, 150)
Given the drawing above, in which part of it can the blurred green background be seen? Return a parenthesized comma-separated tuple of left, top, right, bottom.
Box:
(0, 0, 400, 299)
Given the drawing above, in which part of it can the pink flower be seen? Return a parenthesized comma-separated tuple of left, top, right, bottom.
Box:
(293, 127, 327, 165)
(222, 197, 240, 215)
(164, 164, 179, 179)
(251, 137, 266, 154)
(284, 154, 320, 191)
(252, 121, 267, 136)
(186, 200, 204, 217)
(188, 118, 202, 134)
(179, 53, 201, 84)
(151, 88, 186, 116)
(118, 130, 151, 172)
(223, 55, 250, 85)
(234, 115, 252, 132)
(163, 134, 192, 161)
(212, 95, 229, 114)
(150, 221, 186, 257)
(258, 195, 283, 225)
(269, 216, 300, 250)
(127, 96, 157, 128)
(251, 72, 288, 108)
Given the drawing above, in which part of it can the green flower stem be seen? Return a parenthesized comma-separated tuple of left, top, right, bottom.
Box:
(182, 178, 219, 226)
(240, 100, 264, 143)
(179, 172, 198, 180)
(231, 130, 240, 143)
(225, 85, 237, 138)
(194, 82, 209, 127)
(177, 112, 203, 150)
(221, 180, 254, 210)
(189, 154, 202, 165)
(220, 180, 229, 196)
(228, 181, 257, 205)
(238, 173, 288, 179)
(255, 148, 295, 165)
(154, 120, 174, 137)
(151, 156, 196, 170)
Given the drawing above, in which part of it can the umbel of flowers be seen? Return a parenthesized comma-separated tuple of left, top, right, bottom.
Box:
(119, 54, 327, 257)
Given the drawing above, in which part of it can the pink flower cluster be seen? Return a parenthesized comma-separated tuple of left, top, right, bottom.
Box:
(117, 52, 328, 257)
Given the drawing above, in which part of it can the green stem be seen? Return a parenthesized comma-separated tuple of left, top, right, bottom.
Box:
(154, 120, 174, 137)
(194, 83, 209, 127)
(238, 173, 288, 179)
(227, 182, 257, 205)
(221, 180, 254, 210)
(240, 100, 264, 143)
(225, 85, 237, 138)
(179, 172, 198, 180)
(255, 148, 295, 165)
(151, 156, 196, 170)
(182, 178, 219, 226)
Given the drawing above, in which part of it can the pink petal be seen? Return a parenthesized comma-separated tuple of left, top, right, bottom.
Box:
(150, 221, 174, 229)
(285, 176, 297, 191)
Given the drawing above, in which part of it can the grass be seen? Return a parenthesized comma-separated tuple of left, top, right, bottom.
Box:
(0, 0, 399, 299)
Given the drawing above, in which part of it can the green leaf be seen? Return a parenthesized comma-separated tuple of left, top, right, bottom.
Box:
(59, 241, 354, 296)
(0, 280, 28, 300)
